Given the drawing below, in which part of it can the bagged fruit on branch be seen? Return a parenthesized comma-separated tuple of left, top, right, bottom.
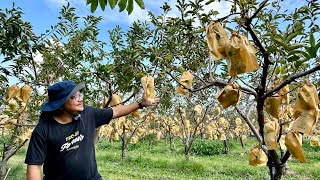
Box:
(285, 131, 307, 162)
(16, 85, 32, 103)
(141, 74, 155, 102)
(290, 110, 318, 135)
(216, 83, 241, 108)
(206, 21, 229, 60)
(264, 94, 282, 118)
(176, 71, 193, 96)
(264, 120, 279, 150)
(310, 136, 319, 147)
(249, 146, 268, 166)
(5, 83, 20, 101)
(109, 94, 122, 106)
(194, 104, 202, 116)
(293, 80, 319, 119)
(225, 33, 259, 76)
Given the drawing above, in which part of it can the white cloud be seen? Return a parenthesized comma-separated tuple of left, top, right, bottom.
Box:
(205, 1, 232, 18)
(128, 5, 150, 24)
(33, 52, 44, 64)
(45, 0, 67, 8)
(43, 0, 232, 26)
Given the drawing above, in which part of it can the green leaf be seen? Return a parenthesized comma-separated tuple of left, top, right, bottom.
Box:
(310, 33, 315, 48)
(280, 66, 286, 74)
(294, 60, 304, 69)
(108, 0, 118, 9)
(118, 0, 127, 12)
(305, 47, 316, 59)
(99, 0, 107, 11)
(87, 0, 92, 5)
(91, 0, 99, 12)
(288, 55, 300, 62)
(284, 30, 301, 44)
(134, 0, 145, 9)
(273, 37, 284, 46)
(287, 43, 305, 51)
(275, 66, 280, 75)
(126, 0, 133, 15)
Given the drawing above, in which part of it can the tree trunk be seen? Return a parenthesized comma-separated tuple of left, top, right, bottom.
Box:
(0, 159, 8, 180)
(239, 134, 245, 148)
(121, 138, 127, 159)
(169, 136, 175, 151)
(267, 150, 287, 180)
(184, 144, 190, 161)
(223, 140, 229, 154)
(94, 127, 101, 144)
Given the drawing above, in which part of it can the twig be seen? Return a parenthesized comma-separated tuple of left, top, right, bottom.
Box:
(235, 106, 263, 144)
(191, 80, 258, 97)
(237, 77, 256, 91)
(270, 84, 301, 97)
(166, 71, 192, 92)
(20, 79, 49, 86)
(248, 0, 269, 23)
(263, 64, 320, 99)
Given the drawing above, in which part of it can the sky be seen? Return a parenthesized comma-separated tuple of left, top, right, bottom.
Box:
(1, 0, 233, 37)
(1, 0, 309, 50)
(1, 0, 309, 51)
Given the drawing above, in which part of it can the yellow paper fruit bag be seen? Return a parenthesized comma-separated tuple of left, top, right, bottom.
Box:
(285, 131, 307, 163)
(216, 83, 241, 109)
(290, 111, 318, 135)
(109, 94, 121, 106)
(131, 110, 139, 118)
(225, 33, 259, 76)
(279, 85, 290, 105)
(264, 120, 279, 150)
(264, 95, 282, 118)
(249, 146, 268, 166)
(206, 22, 229, 60)
(141, 74, 155, 103)
(293, 81, 319, 118)
(5, 83, 20, 101)
(16, 85, 32, 103)
(310, 136, 319, 147)
(176, 71, 193, 96)
(194, 104, 202, 116)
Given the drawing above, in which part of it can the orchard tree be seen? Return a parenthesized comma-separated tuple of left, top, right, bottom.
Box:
(141, 0, 319, 179)
(0, 3, 109, 179)
(0, 4, 40, 179)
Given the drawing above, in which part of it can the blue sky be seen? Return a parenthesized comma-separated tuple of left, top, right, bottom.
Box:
(1, 0, 309, 44)
(1, 0, 234, 37)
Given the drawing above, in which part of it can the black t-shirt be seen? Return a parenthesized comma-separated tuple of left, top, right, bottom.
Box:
(25, 106, 113, 180)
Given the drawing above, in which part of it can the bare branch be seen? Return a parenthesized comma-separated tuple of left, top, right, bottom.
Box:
(235, 106, 262, 144)
(263, 64, 320, 99)
(249, 0, 269, 22)
(20, 79, 49, 86)
(237, 77, 256, 91)
(192, 80, 258, 97)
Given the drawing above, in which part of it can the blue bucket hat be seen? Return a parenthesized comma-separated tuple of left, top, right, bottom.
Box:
(40, 80, 85, 111)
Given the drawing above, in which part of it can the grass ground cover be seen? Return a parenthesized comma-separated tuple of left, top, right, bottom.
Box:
(3, 137, 320, 179)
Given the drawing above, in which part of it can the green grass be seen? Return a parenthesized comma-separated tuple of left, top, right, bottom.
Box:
(2, 138, 320, 179)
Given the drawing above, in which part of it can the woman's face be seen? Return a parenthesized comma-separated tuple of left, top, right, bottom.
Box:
(63, 91, 84, 114)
